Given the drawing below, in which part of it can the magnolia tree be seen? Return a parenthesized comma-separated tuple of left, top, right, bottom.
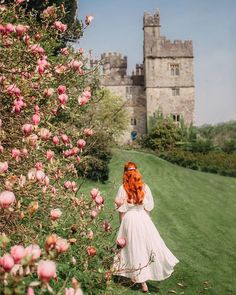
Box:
(0, 1, 125, 294)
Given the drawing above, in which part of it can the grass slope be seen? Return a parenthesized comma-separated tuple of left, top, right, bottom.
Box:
(80, 149, 236, 295)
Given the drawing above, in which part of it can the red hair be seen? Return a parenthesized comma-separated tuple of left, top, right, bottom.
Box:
(123, 162, 144, 205)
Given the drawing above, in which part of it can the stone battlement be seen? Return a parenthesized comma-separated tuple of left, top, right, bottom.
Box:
(156, 37, 193, 57)
(101, 52, 127, 69)
(143, 10, 160, 27)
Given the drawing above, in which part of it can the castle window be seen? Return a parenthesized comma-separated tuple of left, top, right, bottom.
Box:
(170, 64, 180, 76)
(131, 118, 137, 126)
(172, 88, 180, 96)
(126, 87, 132, 99)
(172, 114, 181, 122)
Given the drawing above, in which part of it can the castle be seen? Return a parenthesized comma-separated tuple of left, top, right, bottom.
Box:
(93, 10, 195, 142)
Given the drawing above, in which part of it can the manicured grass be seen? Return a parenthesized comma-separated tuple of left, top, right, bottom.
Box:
(80, 149, 236, 295)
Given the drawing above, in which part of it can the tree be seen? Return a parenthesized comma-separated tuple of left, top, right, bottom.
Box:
(0, 2, 121, 294)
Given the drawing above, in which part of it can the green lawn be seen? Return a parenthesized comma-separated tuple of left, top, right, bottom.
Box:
(80, 149, 236, 295)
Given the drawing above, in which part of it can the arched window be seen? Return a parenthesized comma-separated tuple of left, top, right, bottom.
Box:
(170, 64, 180, 76)
(131, 118, 137, 126)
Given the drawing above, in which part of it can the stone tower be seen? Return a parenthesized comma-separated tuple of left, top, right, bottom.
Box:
(94, 10, 195, 142)
(98, 52, 146, 142)
(143, 10, 195, 129)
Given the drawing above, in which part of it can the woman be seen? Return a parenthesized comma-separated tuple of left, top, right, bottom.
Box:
(113, 162, 179, 292)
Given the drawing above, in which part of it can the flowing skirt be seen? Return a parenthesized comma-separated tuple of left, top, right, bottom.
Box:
(113, 208, 179, 283)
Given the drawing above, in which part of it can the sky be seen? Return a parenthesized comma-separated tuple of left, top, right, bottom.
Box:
(76, 0, 236, 126)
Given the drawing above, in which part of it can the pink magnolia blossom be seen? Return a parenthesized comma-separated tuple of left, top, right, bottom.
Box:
(50, 208, 62, 221)
(0, 254, 15, 272)
(77, 139, 86, 150)
(84, 128, 93, 137)
(45, 150, 54, 162)
(23, 34, 30, 44)
(6, 84, 21, 96)
(116, 238, 126, 248)
(39, 128, 51, 140)
(85, 15, 94, 26)
(58, 93, 68, 105)
(55, 238, 69, 253)
(78, 91, 90, 106)
(61, 134, 69, 144)
(44, 176, 50, 186)
(57, 85, 67, 94)
(64, 181, 72, 189)
(11, 148, 21, 161)
(63, 149, 72, 157)
(79, 48, 84, 54)
(90, 188, 100, 200)
(53, 21, 67, 32)
(43, 6, 55, 17)
(35, 105, 40, 113)
(71, 181, 78, 192)
(0, 145, 4, 153)
(95, 195, 104, 205)
(27, 288, 35, 295)
(86, 246, 96, 257)
(12, 97, 25, 113)
(76, 156, 81, 163)
(43, 88, 54, 97)
(5, 23, 15, 34)
(37, 260, 56, 282)
(32, 114, 40, 125)
(36, 170, 45, 182)
(0, 191, 16, 209)
(90, 209, 98, 219)
(51, 187, 56, 194)
(55, 64, 67, 74)
(60, 47, 69, 56)
(21, 148, 28, 157)
(103, 219, 111, 232)
(24, 244, 41, 261)
(37, 57, 49, 68)
(10, 245, 25, 264)
(71, 147, 79, 155)
(0, 162, 8, 174)
(35, 162, 43, 170)
(36, 65, 45, 75)
(29, 44, 45, 56)
(52, 135, 60, 145)
(88, 230, 94, 240)
(0, 118, 2, 128)
(70, 60, 83, 72)
(15, 24, 28, 36)
(83, 90, 91, 100)
(22, 124, 33, 135)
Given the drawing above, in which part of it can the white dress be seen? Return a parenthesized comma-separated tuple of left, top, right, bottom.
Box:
(113, 184, 179, 283)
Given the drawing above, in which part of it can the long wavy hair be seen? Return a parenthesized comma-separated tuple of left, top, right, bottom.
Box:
(123, 162, 145, 204)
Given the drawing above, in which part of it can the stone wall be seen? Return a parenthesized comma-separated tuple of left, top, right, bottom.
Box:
(104, 85, 146, 143)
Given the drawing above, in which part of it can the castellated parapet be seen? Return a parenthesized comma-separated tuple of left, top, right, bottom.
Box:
(101, 52, 127, 77)
(97, 10, 195, 143)
(143, 10, 160, 27)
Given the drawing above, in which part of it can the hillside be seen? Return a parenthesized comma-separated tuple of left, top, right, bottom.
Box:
(80, 149, 236, 295)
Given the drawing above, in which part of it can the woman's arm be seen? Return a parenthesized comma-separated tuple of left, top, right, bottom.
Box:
(119, 212, 125, 223)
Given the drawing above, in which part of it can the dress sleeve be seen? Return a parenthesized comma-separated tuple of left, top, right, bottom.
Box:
(115, 185, 128, 213)
(144, 184, 154, 212)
